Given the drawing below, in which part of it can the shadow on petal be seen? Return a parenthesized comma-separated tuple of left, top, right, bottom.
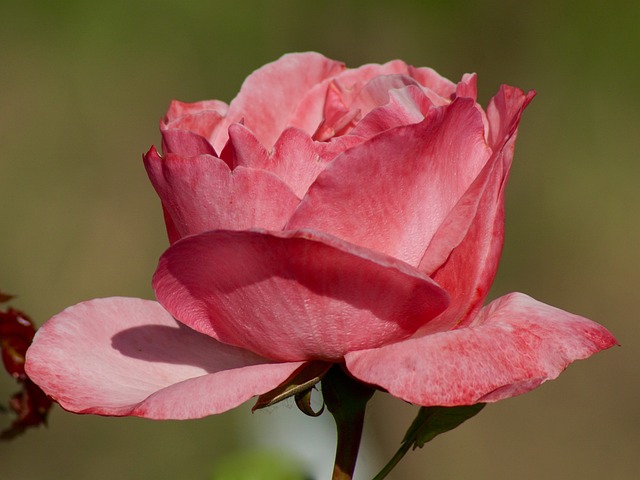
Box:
(111, 322, 267, 373)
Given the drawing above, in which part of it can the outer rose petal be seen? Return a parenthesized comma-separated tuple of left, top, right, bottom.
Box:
(345, 293, 618, 406)
(153, 229, 449, 362)
(144, 147, 300, 241)
(25, 298, 304, 419)
(417, 87, 535, 332)
(287, 97, 491, 267)
(161, 128, 217, 157)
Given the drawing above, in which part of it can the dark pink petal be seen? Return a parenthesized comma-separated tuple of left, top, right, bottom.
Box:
(486, 85, 536, 151)
(417, 87, 534, 331)
(25, 298, 304, 419)
(220, 123, 269, 170)
(161, 129, 217, 157)
(314, 134, 367, 162)
(287, 98, 491, 267)
(153, 230, 449, 362)
(345, 293, 618, 406)
(221, 124, 332, 199)
(416, 154, 507, 333)
(220, 53, 346, 151)
(269, 128, 332, 198)
(144, 147, 299, 241)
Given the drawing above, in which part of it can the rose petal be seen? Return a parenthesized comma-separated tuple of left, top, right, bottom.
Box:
(454, 73, 478, 101)
(349, 74, 421, 116)
(220, 123, 269, 170)
(153, 229, 449, 362)
(161, 129, 217, 157)
(269, 127, 331, 198)
(25, 298, 304, 419)
(486, 85, 536, 151)
(416, 87, 535, 331)
(287, 97, 491, 267)
(331, 60, 446, 107)
(144, 147, 300, 241)
(345, 293, 618, 406)
(288, 60, 455, 138)
(219, 52, 346, 151)
(348, 85, 433, 139)
(312, 80, 360, 141)
(416, 153, 507, 333)
(162, 99, 229, 153)
(164, 99, 229, 124)
(407, 65, 458, 102)
(221, 125, 327, 199)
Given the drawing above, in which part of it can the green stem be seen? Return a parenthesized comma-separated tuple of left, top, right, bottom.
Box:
(321, 365, 374, 480)
(371, 440, 412, 480)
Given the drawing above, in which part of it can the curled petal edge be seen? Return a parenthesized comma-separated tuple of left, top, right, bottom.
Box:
(344, 292, 618, 406)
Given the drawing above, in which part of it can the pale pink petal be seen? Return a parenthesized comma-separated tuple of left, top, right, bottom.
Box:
(407, 65, 458, 101)
(345, 293, 618, 406)
(144, 147, 300, 241)
(162, 99, 229, 153)
(349, 74, 421, 116)
(287, 78, 339, 137)
(288, 60, 453, 137)
(287, 98, 491, 267)
(309, 74, 426, 141)
(153, 229, 449, 362)
(330, 60, 425, 107)
(219, 52, 346, 151)
(25, 297, 304, 419)
(348, 85, 433, 139)
(164, 99, 229, 123)
(312, 80, 360, 141)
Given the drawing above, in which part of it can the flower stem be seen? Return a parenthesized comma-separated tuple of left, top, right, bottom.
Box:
(371, 441, 412, 480)
(322, 365, 374, 480)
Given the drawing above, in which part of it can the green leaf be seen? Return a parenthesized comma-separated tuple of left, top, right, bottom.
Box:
(373, 403, 487, 479)
(404, 403, 486, 449)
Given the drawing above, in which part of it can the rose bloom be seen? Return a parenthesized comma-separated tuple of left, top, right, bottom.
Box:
(26, 53, 616, 419)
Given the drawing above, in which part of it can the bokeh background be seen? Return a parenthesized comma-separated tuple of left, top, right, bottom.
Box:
(1, 0, 637, 478)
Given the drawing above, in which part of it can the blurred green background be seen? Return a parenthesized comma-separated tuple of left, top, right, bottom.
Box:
(1, 0, 637, 478)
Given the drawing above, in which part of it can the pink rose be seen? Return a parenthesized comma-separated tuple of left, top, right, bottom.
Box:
(26, 53, 616, 419)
